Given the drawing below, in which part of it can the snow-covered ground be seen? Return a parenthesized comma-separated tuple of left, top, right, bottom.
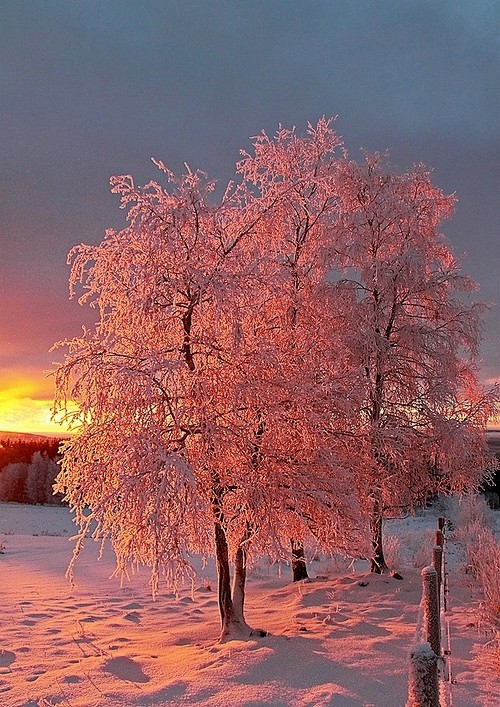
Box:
(0, 502, 498, 706)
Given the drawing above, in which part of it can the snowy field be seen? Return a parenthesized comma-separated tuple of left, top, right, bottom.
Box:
(0, 503, 498, 706)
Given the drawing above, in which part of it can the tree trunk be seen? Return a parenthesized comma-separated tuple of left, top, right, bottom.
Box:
(232, 542, 246, 623)
(214, 521, 252, 640)
(291, 541, 309, 581)
(370, 498, 389, 573)
(214, 521, 243, 638)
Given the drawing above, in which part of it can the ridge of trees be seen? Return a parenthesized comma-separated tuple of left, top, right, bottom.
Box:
(0, 438, 65, 505)
(0, 436, 62, 469)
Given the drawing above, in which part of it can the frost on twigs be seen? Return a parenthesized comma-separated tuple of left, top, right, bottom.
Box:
(333, 153, 498, 573)
(453, 496, 500, 631)
(58, 433, 206, 597)
(52, 118, 497, 635)
(53, 131, 371, 634)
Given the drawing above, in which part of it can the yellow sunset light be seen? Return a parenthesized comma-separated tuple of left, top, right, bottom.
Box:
(0, 397, 73, 436)
(0, 376, 76, 436)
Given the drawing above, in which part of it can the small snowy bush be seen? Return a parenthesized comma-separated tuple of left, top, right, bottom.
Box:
(316, 553, 355, 576)
(450, 493, 499, 630)
(463, 526, 500, 630)
(451, 494, 495, 540)
(411, 531, 436, 569)
(383, 534, 403, 571)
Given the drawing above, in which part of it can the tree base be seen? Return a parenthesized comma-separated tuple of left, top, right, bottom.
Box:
(291, 541, 309, 582)
(370, 559, 390, 574)
(368, 568, 404, 582)
(219, 622, 268, 643)
(370, 561, 403, 580)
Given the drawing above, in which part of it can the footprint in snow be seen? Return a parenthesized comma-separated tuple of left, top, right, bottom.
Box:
(0, 650, 15, 672)
(123, 602, 143, 610)
(123, 611, 141, 623)
(102, 656, 150, 683)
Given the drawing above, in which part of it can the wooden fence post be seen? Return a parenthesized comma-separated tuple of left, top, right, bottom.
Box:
(421, 566, 440, 657)
(432, 545, 443, 590)
(434, 529, 444, 548)
(407, 642, 439, 707)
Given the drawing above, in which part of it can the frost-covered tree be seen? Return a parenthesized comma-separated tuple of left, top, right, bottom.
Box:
(54, 166, 255, 637)
(53, 119, 494, 633)
(25, 451, 61, 505)
(0, 452, 61, 504)
(236, 119, 367, 580)
(0, 461, 29, 502)
(53, 149, 368, 640)
(335, 154, 498, 571)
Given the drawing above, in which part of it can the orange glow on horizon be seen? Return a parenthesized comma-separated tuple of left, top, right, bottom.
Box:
(0, 375, 75, 436)
(0, 373, 498, 436)
(0, 397, 74, 436)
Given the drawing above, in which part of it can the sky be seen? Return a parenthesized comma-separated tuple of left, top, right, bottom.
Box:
(0, 0, 498, 435)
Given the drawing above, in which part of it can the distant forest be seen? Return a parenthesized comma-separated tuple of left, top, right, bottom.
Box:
(0, 436, 65, 505)
(0, 433, 498, 507)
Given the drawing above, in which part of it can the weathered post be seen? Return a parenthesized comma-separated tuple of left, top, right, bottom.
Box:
(432, 544, 443, 614)
(421, 566, 440, 657)
(438, 516, 445, 532)
(432, 544, 443, 589)
(407, 642, 440, 707)
(434, 529, 444, 548)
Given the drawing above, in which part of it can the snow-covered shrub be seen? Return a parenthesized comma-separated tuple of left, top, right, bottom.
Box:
(456, 494, 495, 533)
(383, 534, 403, 571)
(316, 552, 355, 576)
(411, 531, 436, 569)
(449, 493, 499, 630)
(463, 526, 500, 630)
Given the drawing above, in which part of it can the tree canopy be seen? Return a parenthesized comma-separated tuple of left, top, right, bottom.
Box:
(53, 119, 498, 638)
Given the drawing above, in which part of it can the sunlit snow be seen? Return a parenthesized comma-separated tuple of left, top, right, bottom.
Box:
(0, 502, 498, 706)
